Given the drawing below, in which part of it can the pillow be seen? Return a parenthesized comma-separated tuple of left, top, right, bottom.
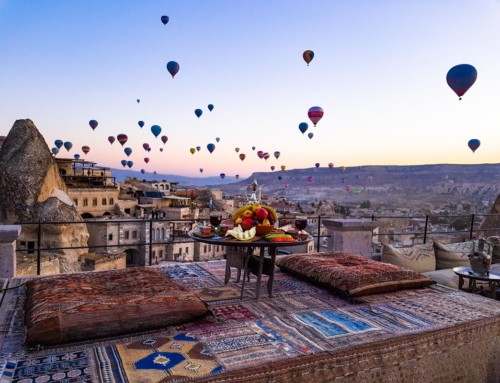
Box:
(433, 240, 478, 270)
(276, 252, 434, 298)
(381, 244, 436, 273)
(487, 236, 500, 264)
(24, 267, 209, 345)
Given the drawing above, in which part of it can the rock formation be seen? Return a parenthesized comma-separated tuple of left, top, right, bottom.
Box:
(0, 119, 89, 273)
(479, 194, 500, 237)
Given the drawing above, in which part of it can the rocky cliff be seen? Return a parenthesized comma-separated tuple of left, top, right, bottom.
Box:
(0, 119, 89, 273)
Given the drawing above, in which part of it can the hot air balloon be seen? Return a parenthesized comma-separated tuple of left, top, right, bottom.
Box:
(274, 151, 280, 159)
(239, 153, 246, 161)
(216, 137, 220, 143)
(220, 173, 225, 179)
(167, 61, 180, 78)
(161, 15, 169, 25)
(207, 143, 216, 153)
(308, 132, 314, 139)
(235, 174, 240, 179)
(235, 147, 240, 153)
(82, 146, 90, 155)
(263, 153, 270, 160)
(108, 136, 115, 145)
(199, 168, 204, 173)
(345, 185, 352, 192)
(55, 139, 63, 149)
(257, 150, 264, 158)
(144, 157, 150, 163)
(138, 121, 145, 128)
(353, 187, 362, 193)
(328, 163, 334, 169)
(121, 160, 127, 167)
(308, 106, 324, 126)
(137, 99, 140, 103)
(468, 139, 480, 153)
(307, 176, 313, 183)
(303, 50, 314, 65)
(161, 135, 168, 144)
(74, 154, 80, 160)
(117, 134, 128, 146)
(299, 122, 308, 134)
(281, 165, 286, 171)
(51, 147, 59, 155)
(141, 169, 145, 174)
(151, 125, 161, 138)
(285, 183, 289, 189)
(143, 143, 150, 151)
(190, 148, 196, 154)
(89, 120, 98, 130)
(342, 177, 346, 184)
(277, 175, 282, 181)
(194, 109, 203, 118)
(126, 161, 133, 168)
(124, 147, 132, 157)
(446, 64, 477, 100)
(252, 146, 256, 151)
(63, 141, 73, 152)
(208, 104, 214, 112)
(0, 136, 5, 148)
(315, 162, 320, 168)
(196, 146, 201, 152)
(159, 148, 163, 152)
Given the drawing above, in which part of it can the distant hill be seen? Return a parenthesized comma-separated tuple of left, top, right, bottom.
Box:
(110, 168, 227, 187)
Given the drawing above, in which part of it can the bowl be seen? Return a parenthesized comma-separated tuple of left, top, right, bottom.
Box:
(256, 225, 275, 236)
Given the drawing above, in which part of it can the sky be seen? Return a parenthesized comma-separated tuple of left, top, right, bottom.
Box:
(1, 0, 500, 179)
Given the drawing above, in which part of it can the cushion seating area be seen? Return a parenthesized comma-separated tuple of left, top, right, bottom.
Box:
(24, 267, 209, 345)
(275, 252, 434, 297)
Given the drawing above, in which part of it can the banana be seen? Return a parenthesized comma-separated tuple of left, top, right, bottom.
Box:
(261, 205, 278, 221)
(231, 204, 253, 222)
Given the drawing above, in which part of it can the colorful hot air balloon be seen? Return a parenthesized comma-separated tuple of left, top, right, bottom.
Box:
(190, 148, 196, 154)
(208, 104, 214, 112)
(89, 120, 98, 130)
(117, 134, 128, 146)
(263, 153, 270, 160)
(468, 139, 480, 153)
(151, 125, 161, 138)
(51, 147, 59, 155)
(235, 174, 240, 179)
(121, 160, 127, 167)
(161, 135, 168, 144)
(196, 146, 201, 152)
(207, 143, 216, 153)
(143, 143, 150, 151)
(239, 153, 246, 161)
(303, 50, 314, 65)
(199, 168, 204, 173)
(141, 169, 145, 174)
(235, 147, 240, 153)
(328, 163, 334, 169)
(281, 165, 286, 171)
(257, 150, 264, 159)
(220, 173, 225, 179)
(345, 185, 352, 192)
(161, 15, 169, 25)
(138, 120, 145, 128)
(55, 139, 63, 149)
(126, 161, 133, 168)
(271, 166, 275, 171)
(315, 162, 320, 168)
(216, 137, 220, 143)
(124, 147, 132, 157)
(159, 148, 163, 152)
(252, 146, 256, 151)
(74, 154, 80, 159)
(277, 175, 282, 181)
(63, 141, 73, 152)
(108, 136, 115, 145)
(194, 109, 203, 118)
(446, 64, 477, 100)
(298, 122, 308, 134)
(144, 157, 150, 163)
(284, 183, 289, 189)
(308, 132, 314, 139)
(274, 151, 280, 159)
(82, 146, 90, 155)
(307, 176, 313, 183)
(167, 61, 180, 78)
(308, 106, 324, 126)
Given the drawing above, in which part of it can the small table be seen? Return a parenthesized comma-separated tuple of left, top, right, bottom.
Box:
(453, 266, 500, 300)
(188, 231, 312, 299)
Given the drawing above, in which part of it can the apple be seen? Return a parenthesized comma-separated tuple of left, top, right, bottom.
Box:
(255, 207, 269, 221)
(241, 218, 255, 231)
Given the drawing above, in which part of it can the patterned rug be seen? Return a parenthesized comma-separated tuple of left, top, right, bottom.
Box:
(1, 260, 499, 382)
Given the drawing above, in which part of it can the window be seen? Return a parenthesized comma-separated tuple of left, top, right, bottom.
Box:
(109, 198, 114, 205)
(159, 250, 163, 258)
(204, 245, 207, 253)
(124, 231, 130, 240)
(102, 198, 107, 205)
(132, 231, 137, 239)
(161, 228, 165, 239)
(73, 199, 78, 206)
(83, 198, 88, 207)
(108, 234, 113, 241)
(185, 247, 189, 254)
(92, 198, 98, 206)
(152, 230, 155, 240)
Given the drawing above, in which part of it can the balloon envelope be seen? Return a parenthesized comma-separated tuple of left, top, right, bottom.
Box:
(274, 151, 280, 159)
(252, 146, 256, 151)
(141, 169, 145, 174)
(328, 163, 334, 169)
(257, 150, 264, 158)
(108, 136, 115, 145)
(138, 120, 145, 128)
(137, 99, 140, 103)
(315, 162, 320, 168)
(89, 120, 98, 130)
(190, 148, 196, 154)
(82, 146, 90, 155)
(151, 125, 161, 138)
(308, 132, 314, 139)
(143, 143, 150, 151)
(55, 139, 63, 149)
(124, 147, 132, 157)
(307, 176, 313, 182)
(235, 174, 240, 179)
(271, 166, 275, 171)
(121, 160, 127, 167)
(299, 122, 308, 134)
(216, 137, 220, 143)
(303, 50, 314, 65)
(167, 61, 180, 78)
(63, 141, 73, 151)
(199, 168, 203, 173)
(161, 15, 169, 25)
(126, 161, 133, 168)
(263, 153, 270, 160)
(51, 147, 59, 155)
(208, 104, 214, 111)
(277, 175, 282, 180)
(194, 109, 203, 118)
(161, 135, 168, 144)
(144, 157, 150, 163)
(235, 147, 240, 153)
(207, 143, 216, 153)
(468, 138, 480, 152)
(446, 64, 477, 99)
(239, 153, 246, 161)
(281, 165, 286, 171)
(117, 134, 128, 146)
(308, 106, 324, 126)
(220, 173, 225, 179)
(196, 146, 201, 151)
(74, 154, 80, 159)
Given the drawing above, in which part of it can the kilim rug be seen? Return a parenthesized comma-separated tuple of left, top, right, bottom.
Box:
(1, 260, 500, 382)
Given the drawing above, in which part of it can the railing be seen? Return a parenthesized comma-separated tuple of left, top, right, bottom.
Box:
(13, 213, 500, 275)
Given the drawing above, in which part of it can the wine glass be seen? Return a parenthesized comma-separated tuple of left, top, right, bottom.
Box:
(210, 213, 223, 239)
(295, 216, 308, 241)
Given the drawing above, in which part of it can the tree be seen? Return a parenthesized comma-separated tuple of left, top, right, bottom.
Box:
(451, 217, 471, 231)
(360, 200, 371, 208)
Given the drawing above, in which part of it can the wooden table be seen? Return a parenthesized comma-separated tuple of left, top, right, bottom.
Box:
(188, 231, 312, 299)
(453, 266, 500, 300)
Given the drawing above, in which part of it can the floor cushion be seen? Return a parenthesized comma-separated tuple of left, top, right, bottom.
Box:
(24, 267, 209, 345)
(276, 252, 434, 298)
(381, 243, 436, 273)
(433, 240, 478, 270)
(424, 263, 500, 289)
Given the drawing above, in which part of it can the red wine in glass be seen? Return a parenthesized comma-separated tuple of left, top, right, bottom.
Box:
(295, 217, 307, 241)
(210, 214, 222, 238)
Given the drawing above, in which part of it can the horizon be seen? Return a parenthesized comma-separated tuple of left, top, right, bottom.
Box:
(2, 1, 500, 178)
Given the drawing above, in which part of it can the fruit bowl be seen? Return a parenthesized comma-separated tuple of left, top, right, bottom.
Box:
(256, 225, 275, 236)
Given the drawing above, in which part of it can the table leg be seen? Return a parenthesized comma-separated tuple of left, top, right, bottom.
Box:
(224, 257, 231, 285)
(267, 247, 277, 298)
(254, 247, 266, 300)
(240, 247, 253, 300)
(458, 275, 464, 291)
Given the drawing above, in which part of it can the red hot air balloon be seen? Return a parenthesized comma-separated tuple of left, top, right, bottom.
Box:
(307, 176, 313, 183)
(239, 153, 246, 161)
(263, 153, 270, 160)
(328, 163, 334, 169)
(82, 146, 90, 155)
(143, 143, 150, 151)
(161, 135, 168, 144)
(446, 64, 477, 100)
(144, 157, 150, 163)
(108, 136, 115, 145)
(308, 106, 324, 126)
(117, 134, 128, 146)
(257, 150, 264, 159)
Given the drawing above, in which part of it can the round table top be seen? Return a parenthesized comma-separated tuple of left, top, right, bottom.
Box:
(453, 266, 500, 282)
(187, 230, 313, 248)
